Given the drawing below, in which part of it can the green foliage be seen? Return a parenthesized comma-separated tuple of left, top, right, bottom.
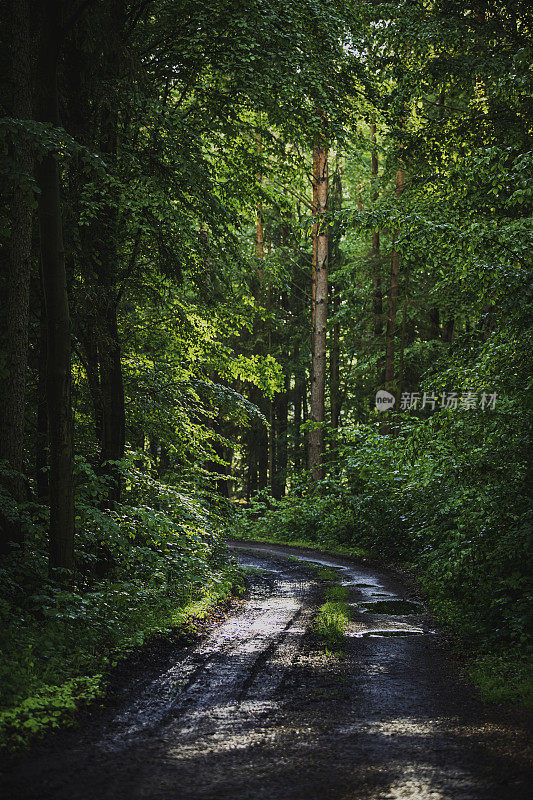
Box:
(324, 584, 349, 602)
(0, 457, 243, 751)
(0, 677, 104, 751)
(314, 600, 351, 650)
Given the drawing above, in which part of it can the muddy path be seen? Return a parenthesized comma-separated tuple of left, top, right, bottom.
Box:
(1, 542, 531, 800)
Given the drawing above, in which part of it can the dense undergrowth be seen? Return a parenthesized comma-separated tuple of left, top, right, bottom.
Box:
(235, 410, 533, 707)
(0, 456, 241, 751)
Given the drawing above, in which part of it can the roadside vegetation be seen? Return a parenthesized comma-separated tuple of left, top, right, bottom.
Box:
(235, 414, 533, 705)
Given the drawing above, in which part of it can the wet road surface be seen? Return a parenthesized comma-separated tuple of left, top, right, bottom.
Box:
(1, 541, 531, 799)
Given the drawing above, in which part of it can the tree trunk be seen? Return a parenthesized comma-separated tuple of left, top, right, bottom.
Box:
(443, 315, 455, 343)
(35, 292, 49, 502)
(268, 397, 276, 494)
(370, 120, 383, 347)
(273, 375, 289, 499)
(255, 111, 265, 283)
(293, 347, 303, 471)
(257, 422, 268, 490)
(80, 319, 103, 442)
(330, 290, 340, 429)
(35, 0, 75, 571)
(396, 267, 410, 408)
(246, 423, 258, 501)
(99, 299, 126, 503)
(329, 161, 342, 429)
(0, 0, 34, 552)
(429, 307, 440, 339)
(384, 156, 405, 393)
(309, 132, 328, 480)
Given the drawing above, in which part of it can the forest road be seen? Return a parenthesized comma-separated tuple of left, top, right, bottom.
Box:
(1, 541, 531, 800)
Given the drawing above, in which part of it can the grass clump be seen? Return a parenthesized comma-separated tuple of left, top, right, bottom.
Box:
(315, 567, 340, 582)
(324, 584, 349, 602)
(314, 600, 351, 650)
(468, 653, 533, 707)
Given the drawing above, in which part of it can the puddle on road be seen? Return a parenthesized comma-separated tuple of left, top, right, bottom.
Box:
(360, 600, 425, 615)
(351, 629, 425, 638)
(233, 545, 434, 642)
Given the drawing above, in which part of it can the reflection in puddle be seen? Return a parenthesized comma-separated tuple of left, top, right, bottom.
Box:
(351, 629, 425, 638)
(361, 599, 425, 615)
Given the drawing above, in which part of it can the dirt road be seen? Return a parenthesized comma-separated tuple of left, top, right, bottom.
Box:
(1, 542, 531, 799)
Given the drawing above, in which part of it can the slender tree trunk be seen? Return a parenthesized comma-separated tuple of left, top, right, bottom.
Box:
(328, 161, 342, 429)
(95, 38, 126, 503)
(293, 383, 302, 470)
(384, 154, 405, 393)
(35, 290, 49, 502)
(246, 422, 258, 501)
(443, 316, 455, 343)
(268, 397, 276, 493)
(272, 374, 289, 499)
(99, 299, 126, 502)
(330, 292, 340, 429)
(257, 422, 268, 490)
(396, 267, 410, 407)
(80, 320, 103, 441)
(370, 119, 384, 364)
(429, 307, 440, 339)
(384, 241, 400, 390)
(255, 111, 265, 283)
(35, 0, 75, 571)
(309, 131, 328, 480)
(0, 0, 35, 552)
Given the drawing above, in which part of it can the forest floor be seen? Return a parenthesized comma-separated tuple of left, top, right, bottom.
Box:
(1, 542, 531, 800)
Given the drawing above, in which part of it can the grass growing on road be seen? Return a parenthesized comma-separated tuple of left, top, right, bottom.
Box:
(312, 570, 351, 651)
(314, 601, 351, 649)
(324, 584, 349, 602)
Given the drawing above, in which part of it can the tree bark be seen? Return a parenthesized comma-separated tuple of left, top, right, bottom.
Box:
(0, 0, 35, 552)
(257, 420, 268, 490)
(396, 267, 410, 408)
(99, 299, 126, 502)
(370, 120, 383, 345)
(268, 397, 276, 494)
(328, 162, 342, 429)
(384, 154, 405, 393)
(429, 307, 440, 339)
(309, 131, 328, 480)
(35, 0, 75, 571)
(273, 375, 289, 499)
(35, 290, 49, 502)
(330, 291, 340, 429)
(443, 315, 455, 343)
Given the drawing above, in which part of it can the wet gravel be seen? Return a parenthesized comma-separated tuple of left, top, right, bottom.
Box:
(1, 541, 531, 800)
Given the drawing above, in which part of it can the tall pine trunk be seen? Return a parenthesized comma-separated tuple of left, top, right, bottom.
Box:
(35, 0, 74, 571)
(309, 131, 328, 480)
